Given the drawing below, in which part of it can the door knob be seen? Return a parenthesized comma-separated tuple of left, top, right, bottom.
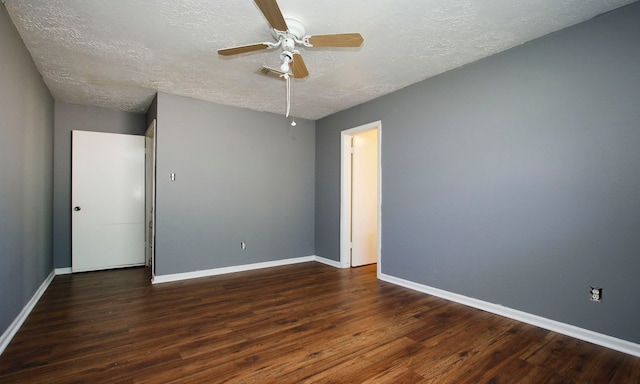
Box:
(74, 206, 81, 211)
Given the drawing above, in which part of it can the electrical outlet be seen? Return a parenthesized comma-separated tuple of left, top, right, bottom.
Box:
(590, 287, 602, 302)
(241, 242, 246, 250)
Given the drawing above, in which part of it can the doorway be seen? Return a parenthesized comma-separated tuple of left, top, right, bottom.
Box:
(145, 120, 157, 279)
(340, 121, 381, 274)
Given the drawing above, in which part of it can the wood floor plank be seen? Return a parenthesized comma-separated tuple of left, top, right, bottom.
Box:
(0, 262, 638, 383)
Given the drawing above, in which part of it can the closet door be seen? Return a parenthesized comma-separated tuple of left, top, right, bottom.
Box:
(72, 130, 145, 272)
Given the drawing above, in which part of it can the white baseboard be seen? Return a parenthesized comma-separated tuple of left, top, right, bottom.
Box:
(152, 256, 317, 284)
(55, 267, 72, 275)
(379, 272, 640, 358)
(0, 270, 56, 356)
(313, 256, 344, 268)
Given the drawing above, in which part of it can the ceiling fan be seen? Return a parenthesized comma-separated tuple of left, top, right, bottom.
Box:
(218, 0, 364, 79)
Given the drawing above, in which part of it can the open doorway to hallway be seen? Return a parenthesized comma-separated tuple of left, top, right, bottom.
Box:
(340, 121, 381, 274)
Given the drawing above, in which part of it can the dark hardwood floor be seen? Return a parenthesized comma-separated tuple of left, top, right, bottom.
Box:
(0, 262, 638, 383)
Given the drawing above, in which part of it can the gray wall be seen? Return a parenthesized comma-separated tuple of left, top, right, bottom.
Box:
(316, 3, 640, 343)
(154, 93, 315, 275)
(53, 102, 146, 268)
(0, 5, 54, 334)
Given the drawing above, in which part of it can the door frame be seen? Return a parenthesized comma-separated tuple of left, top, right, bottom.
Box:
(340, 121, 382, 276)
(145, 120, 157, 280)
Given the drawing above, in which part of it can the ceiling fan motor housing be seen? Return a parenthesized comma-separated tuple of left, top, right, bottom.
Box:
(285, 18, 305, 39)
(271, 17, 306, 41)
(283, 37, 296, 51)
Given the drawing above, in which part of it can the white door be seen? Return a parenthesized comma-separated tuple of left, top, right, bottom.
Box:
(72, 130, 146, 272)
(351, 129, 378, 267)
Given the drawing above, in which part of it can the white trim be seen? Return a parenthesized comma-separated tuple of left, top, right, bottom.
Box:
(55, 267, 72, 275)
(379, 272, 640, 358)
(152, 256, 316, 284)
(313, 256, 345, 269)
(0, 271, 56, 356)
(376, 126, 382, 280)
(340, 132, 352, 269)
(340, 121, 382, 273)
(145, 119, 157, 279)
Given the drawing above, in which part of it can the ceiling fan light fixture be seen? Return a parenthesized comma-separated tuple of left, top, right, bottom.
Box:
(280, 50, 293, 73)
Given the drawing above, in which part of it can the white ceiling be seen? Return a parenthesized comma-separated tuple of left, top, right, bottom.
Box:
(4, 0, 636, 120)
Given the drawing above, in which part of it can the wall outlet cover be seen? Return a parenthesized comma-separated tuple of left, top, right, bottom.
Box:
(590, 286, 602, 302)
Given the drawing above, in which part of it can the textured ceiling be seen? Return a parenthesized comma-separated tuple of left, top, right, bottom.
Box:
(3, 0, 636, 120)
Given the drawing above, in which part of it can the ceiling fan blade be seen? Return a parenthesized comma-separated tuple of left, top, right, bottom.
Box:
(307, 33, 364, 47)
(254, 0, 288, 31)
(218, 43, 270, 56)
(291, 53, 309, 79)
